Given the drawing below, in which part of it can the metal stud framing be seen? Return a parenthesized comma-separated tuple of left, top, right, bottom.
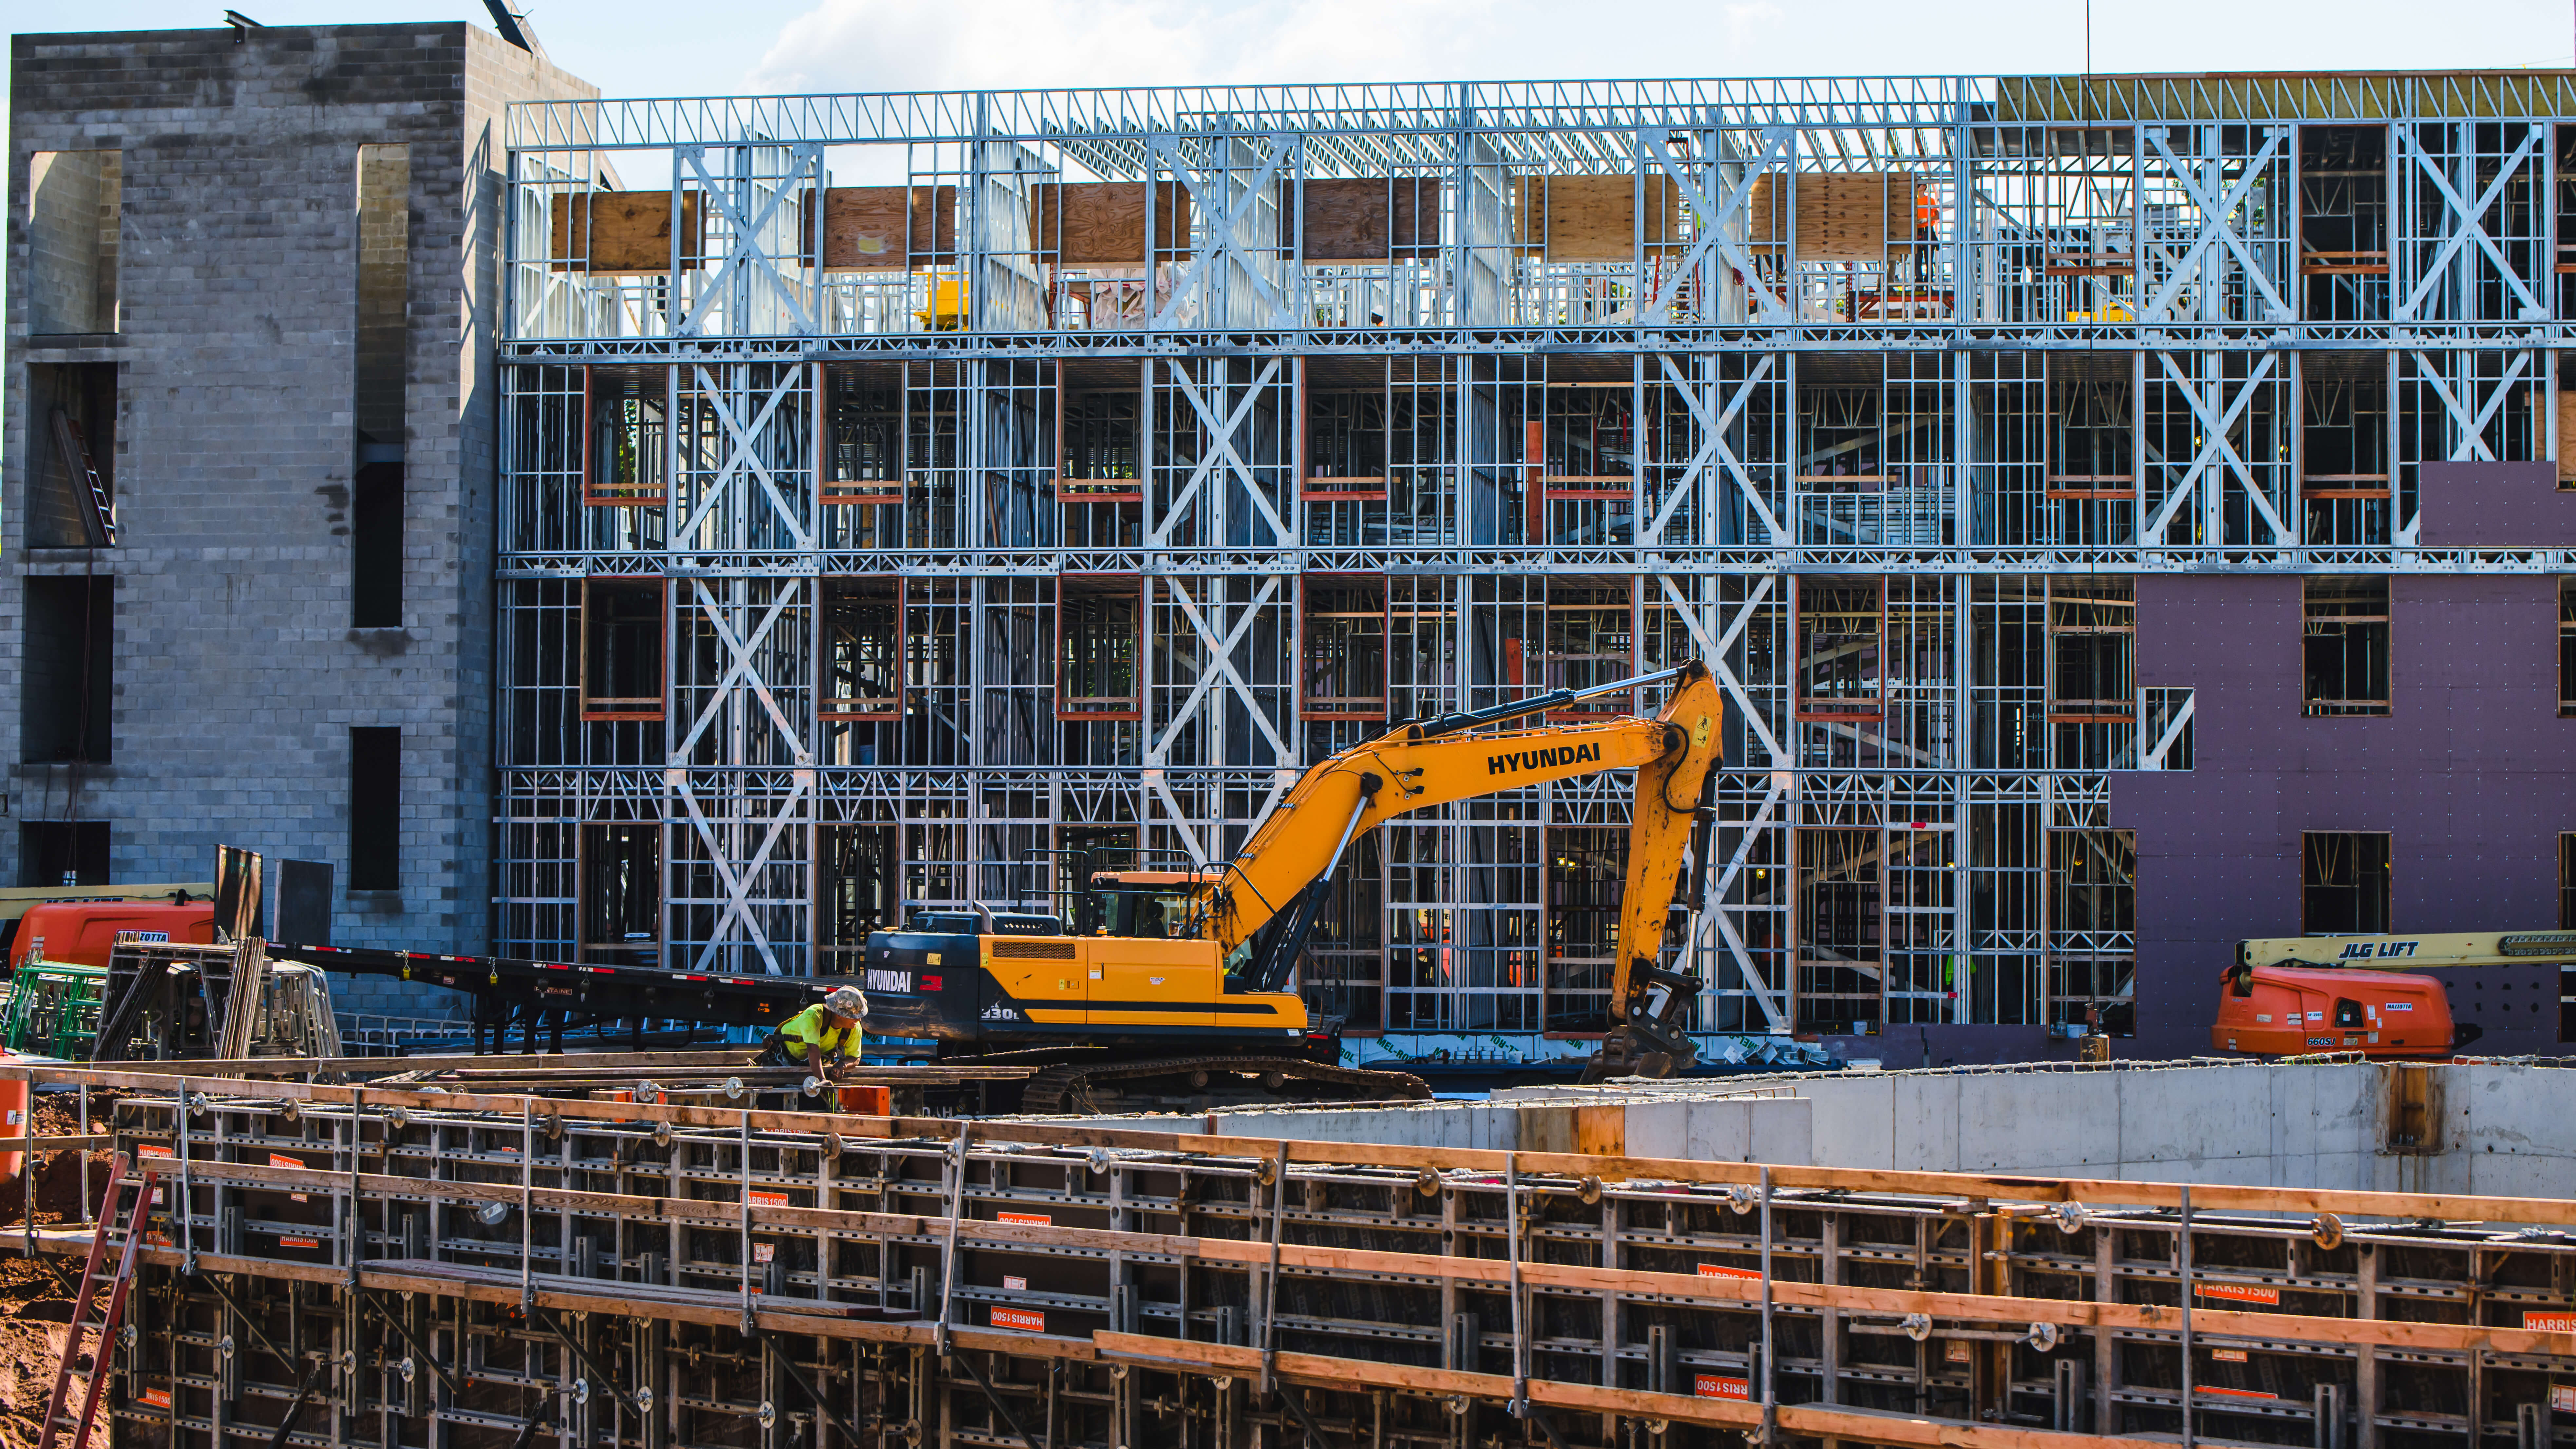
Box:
(496, 74, 2575, 1054)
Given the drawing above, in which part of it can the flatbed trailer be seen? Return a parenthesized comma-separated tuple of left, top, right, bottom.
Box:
(274, 940, 846, 1050)
(269, 942, 1429, 1111)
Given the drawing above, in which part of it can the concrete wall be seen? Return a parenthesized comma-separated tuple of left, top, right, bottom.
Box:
(1123, 1062, 2576, 1195)
(3, 26, 593, 1010)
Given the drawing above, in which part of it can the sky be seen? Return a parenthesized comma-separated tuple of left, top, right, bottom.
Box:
(5, 0, 2576, 103)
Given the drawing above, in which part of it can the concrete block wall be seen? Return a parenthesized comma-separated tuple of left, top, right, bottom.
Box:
(3, 24, 593, 1015)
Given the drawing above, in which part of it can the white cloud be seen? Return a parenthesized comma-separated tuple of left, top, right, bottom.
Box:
(743, 0, 2574, 97)
(748, 0, 1766, 95)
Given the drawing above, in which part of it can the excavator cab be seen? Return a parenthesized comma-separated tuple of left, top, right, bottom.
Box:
(1075, 872, 1203, 942)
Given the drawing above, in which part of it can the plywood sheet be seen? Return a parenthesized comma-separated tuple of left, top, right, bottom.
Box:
(802, 186, 959, 271)
(1511, 175, 1680, 261)
(550, 192, 704, 274)
(1029, 182, 1193, 265)
(1295, 178, 1439, 261)
(1746, 172, 1919, 262)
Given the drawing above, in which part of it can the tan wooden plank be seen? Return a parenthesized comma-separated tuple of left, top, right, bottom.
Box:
(549, 192, 704, 273)
(1029, 182, 1192, 265)
(0, 1134, 112, 1150)
(1295, 178, 1438, 262)
(805, 185, 959, 271)
(1511, 175, 1679, 261)
(1094, 1332, 2151, 1448)
(1746, 172, 1920, 261)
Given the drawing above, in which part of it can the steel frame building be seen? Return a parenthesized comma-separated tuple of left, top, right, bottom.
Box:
(494, 73, 2576, 1063)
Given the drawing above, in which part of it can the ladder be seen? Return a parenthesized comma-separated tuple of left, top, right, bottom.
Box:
(38, 1152, 160, 1449)
(48, 408, 116, 547)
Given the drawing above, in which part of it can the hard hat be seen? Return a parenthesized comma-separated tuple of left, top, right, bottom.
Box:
(824, 986, 868, 1018)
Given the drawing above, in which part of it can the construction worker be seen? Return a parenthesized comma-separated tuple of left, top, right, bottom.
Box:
(758, 986, 868, 1071)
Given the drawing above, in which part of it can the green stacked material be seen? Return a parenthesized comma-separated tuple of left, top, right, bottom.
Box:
(1, 959, 109, 1059)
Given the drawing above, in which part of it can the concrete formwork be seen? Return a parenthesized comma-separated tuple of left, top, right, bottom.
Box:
(1097, 1059, 2576, 1195)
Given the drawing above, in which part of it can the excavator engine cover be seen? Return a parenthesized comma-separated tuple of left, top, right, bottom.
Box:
(2210, 964, 2466, 1058)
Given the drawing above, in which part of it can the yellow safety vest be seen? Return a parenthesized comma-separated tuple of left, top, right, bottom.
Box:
(778, 1004, 858, 1062)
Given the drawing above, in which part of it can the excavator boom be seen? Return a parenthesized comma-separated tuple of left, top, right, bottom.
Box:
(2238, 931, 2576, 971)
(1204, 661, 1726, 1074)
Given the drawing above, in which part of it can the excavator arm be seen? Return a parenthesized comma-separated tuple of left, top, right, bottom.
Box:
(2238, 931, 2576, 971)
(1203, 661, 1726, 1075)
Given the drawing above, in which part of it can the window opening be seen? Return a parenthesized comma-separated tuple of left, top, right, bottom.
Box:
(2299, 126, 2391, 324)
(2302, 831, 2392, 936)
(2561, 579, 2574, 718)
(585, 366, 669, 507)
(2049, 829, 2136, 1035)
(581, 822, 659, 967)
(1796, 827, 1881, 1034)
(2303, 577, 2391, 716)
(21, 576, 112, 764)
(18, 822, 108, 888)
(26, 364, 117, 549)
(1299, 578, 1387, 719)
(2301, 363, 2392, 546)
(1058, 381, 1143, 549)
(819, 825, 895, 972)
(1797, 579, 1886, 719)
(820, 580, 904, 720)
(26, 151, 119, 335)
(1300, 831, 1383, 1033)
(1056, 578, 1143, 720)
(1544, 581, 1634, 718)
(581, 580, 665, 720)
(1544, 826, 1625, 1035)
(349, 727, 401, 892)
(2047, 581, 2134, 720)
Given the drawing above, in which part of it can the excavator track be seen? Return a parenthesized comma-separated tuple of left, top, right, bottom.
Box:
(1017, 1055, 1431, 1115)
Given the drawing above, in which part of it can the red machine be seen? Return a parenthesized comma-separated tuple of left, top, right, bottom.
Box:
(2209, 963, 2467, 1057)
(6, 898, 217, 972)
(2210, 930, 2576, 1058)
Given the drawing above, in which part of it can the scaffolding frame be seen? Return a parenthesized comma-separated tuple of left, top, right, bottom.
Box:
(495, 72, 2576, 1051)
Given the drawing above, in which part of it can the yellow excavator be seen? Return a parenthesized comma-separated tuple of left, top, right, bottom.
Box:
(861, 661, 1729, 1110)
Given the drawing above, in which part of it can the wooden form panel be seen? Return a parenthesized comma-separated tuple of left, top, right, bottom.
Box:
(549, 192, 705, 273)
(1029, 181, 1193, 265)
(804, 185, 960, 271)
(1513, 175, 1680, 261)
(1747, 172, 1921, 261)
(1293, 178, 1440, 261)
(74, 1070, 2576, 1449)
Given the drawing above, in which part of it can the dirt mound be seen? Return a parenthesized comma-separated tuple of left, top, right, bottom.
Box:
(0, 1246, 80, 1449)
(1, 1095, 117, 1229)
(0, 1093, 117, 1449)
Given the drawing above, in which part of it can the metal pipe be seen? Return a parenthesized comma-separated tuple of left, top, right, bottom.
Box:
(2180, 1185, 2196, 1449)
